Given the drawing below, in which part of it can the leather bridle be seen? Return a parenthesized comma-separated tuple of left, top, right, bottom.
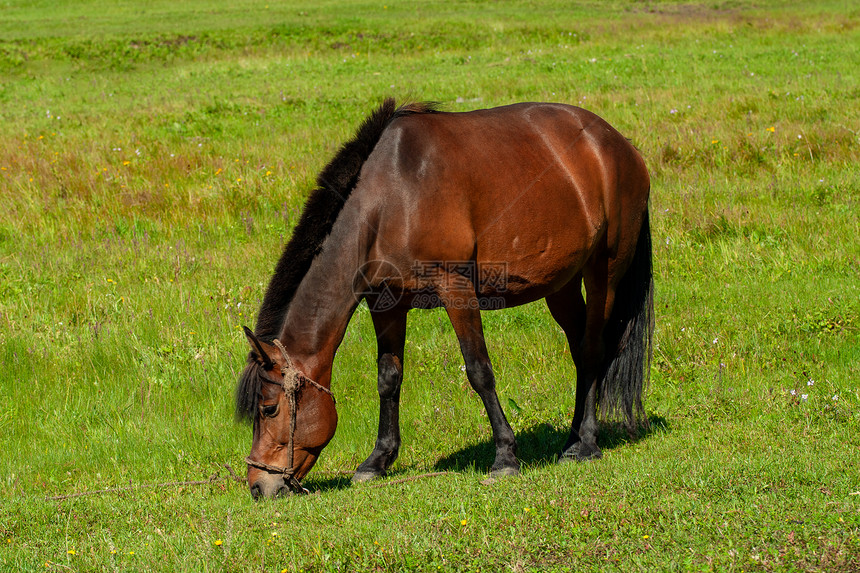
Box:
(244, 339, 335, 494)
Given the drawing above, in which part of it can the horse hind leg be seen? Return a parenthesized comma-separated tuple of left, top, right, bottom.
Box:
(546, 274, 605, 462)
(353, 308, 408, 483)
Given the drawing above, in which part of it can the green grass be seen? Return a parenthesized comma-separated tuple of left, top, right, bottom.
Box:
(1, 0, 859, 571)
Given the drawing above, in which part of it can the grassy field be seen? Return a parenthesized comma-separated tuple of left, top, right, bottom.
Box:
(1, 0, 859, 571)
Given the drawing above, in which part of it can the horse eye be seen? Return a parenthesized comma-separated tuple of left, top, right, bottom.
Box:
(261, 403, 280, 418)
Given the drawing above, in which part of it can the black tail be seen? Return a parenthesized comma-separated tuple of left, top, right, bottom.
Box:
(599, 208, 654, 431)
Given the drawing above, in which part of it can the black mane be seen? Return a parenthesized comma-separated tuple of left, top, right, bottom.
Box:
(236, 98, 439, 421)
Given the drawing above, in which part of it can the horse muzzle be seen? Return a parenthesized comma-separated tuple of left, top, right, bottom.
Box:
(248, 470, 309, 500)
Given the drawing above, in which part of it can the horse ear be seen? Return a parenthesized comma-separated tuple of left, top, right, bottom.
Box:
(243, 326, 275, 370)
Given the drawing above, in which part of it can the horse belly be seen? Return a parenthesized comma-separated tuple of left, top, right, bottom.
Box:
(474, 222, 593, 306)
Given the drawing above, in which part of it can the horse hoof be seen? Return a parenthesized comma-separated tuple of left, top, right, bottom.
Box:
(488, 466, 519, 479)
(559, 443, 603, 462)
(351, 471, 383, 483)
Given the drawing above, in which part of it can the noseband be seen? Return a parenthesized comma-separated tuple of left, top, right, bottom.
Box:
(244, 339, 336, 494)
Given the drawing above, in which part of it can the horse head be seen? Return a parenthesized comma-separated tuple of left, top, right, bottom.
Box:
(240, 327, 337, 499)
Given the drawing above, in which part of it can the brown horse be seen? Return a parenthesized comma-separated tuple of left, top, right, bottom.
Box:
(237, 98, 653, 499)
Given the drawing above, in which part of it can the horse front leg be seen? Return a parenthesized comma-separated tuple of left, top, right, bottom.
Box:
(444, 295, 519, 477)
(353, 308, 408, 483)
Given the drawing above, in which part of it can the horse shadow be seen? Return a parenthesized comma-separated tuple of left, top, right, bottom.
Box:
(433, 415, 668, 473)
(302, 415, 668, 493)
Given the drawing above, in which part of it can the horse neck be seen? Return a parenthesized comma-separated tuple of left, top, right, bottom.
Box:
(276, 210, 366, 387)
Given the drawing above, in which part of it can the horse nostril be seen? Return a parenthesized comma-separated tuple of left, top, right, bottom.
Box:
(249, 483, 262, 501)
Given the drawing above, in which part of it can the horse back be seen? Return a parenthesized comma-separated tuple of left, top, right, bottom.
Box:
(356, 102, 649, 300)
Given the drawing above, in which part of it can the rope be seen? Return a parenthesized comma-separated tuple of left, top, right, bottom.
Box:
(274, 339, 298, 483)
(45, 464, 246, 502)
(271, 338, 335, 403)
(366, 472, 452, 488)
(45, 467, 457, 501)
(46, 340, 448, 501)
